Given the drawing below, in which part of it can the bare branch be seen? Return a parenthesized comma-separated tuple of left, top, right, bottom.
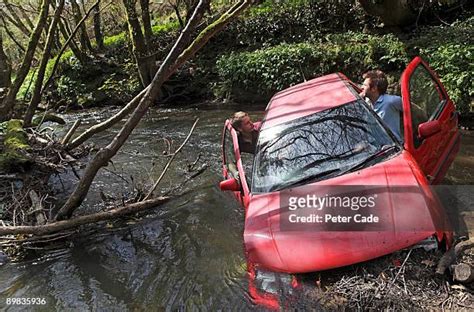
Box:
(145, 118, 199, 200)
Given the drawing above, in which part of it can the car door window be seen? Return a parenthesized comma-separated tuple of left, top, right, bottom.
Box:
(409, 65, 447, 148)
(224, 128, 239, 178)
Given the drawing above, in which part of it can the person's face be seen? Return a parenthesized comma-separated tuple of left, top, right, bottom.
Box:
(361, 78, 376, 98)
(238, 116, 254, 133)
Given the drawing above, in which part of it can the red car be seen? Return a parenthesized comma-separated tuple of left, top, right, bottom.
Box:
(220, 57, 460, 276)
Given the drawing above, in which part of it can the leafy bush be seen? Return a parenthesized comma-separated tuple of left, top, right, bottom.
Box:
(214, 0, 371, 51)
(215, 32, 408, 99)
(104, 32, 127, 48)
(408, 17, 474, 113)
(151, 20, 180, 35)
(17, 50, 75, 100)
(102, 20, 178, 49)
(46, 57, 130, 109)
(98, 71, 141, 103)
(54, 75, 85, 107)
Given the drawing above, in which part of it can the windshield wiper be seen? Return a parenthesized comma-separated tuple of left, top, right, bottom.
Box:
(281, 168, 341, 190)
(343, 144, 400, 174)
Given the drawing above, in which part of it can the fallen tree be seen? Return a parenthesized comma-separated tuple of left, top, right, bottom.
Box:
(0, 115, 204, 240)
(56, 0, 256, 221)
(0, 196, 169, 236)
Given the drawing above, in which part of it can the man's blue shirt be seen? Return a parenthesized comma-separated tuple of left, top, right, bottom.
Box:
(373, 94, 403, 141)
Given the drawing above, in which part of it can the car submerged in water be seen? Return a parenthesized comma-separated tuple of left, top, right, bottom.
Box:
(219, 56, 460, 306)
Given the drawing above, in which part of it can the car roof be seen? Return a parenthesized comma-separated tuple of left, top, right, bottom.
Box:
(261, 73, 358, 130)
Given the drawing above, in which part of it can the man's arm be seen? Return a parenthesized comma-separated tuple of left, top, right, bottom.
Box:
(394, 95, 403, 112)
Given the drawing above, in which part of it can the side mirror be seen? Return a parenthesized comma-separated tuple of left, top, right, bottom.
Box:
(219, 178, 241, 192)
(418, 120, 441, 139)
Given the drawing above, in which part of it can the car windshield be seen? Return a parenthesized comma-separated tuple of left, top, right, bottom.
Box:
(252, 100, 399, 193)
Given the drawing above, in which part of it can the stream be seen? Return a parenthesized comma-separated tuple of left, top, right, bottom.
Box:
(0, 103, 473, 311)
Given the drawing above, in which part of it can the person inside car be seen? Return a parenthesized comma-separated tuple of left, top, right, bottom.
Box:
(360, 70, 403, 142)
(231, 111, 261, 154)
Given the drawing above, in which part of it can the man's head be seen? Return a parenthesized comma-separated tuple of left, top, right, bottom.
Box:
(361, 70, 388, 101)
(231, 111, 254, 133)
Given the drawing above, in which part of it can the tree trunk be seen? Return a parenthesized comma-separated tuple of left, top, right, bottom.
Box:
(56, 0, 252, 220)
(0, 197, 170, 236)
(122, 0, 154, 87)
(51, 20, 62, 52)
(140, 0, 155, 82)
(57, 18, 88, 64)
(171, 0, 248, 74)
(0, 0, 50, 121)
(0, 32, 11, 89)
(0, 14, 26, 53)
(16, 2, 35, 31)
(2, 0, 32, 38)
(93, 0, 105, 50)
(171, 1, 185, 29)
(71, 0, 94, 53)
(42, 1, 100, 96)
(140, 0, 153, 48)
(2, 1, 46, 51)
(23, 0, 65, 128)
(185, 0, 199, 23)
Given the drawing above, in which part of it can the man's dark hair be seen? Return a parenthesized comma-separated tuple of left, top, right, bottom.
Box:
(363, 70, 388, 94)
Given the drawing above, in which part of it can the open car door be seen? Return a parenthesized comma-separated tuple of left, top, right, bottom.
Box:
(401, 57, 461, 184)
(221, 120, 251, 208)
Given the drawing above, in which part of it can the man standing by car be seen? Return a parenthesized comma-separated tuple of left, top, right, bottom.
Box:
(231, 111, 261, 154)
(360, 70, 403, 142)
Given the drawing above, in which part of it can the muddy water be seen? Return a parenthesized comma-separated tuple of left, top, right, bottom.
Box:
(0, 104, 473, 311)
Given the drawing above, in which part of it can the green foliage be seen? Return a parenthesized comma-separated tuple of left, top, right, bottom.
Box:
(408, 17, 474, 113)
(422, 44, 473, 113)
(98, 72, 141, 103)
(151, 20, 180, 35)
(17, 50, 75, 100)
(10, 0, 471, 112)
(215, 32, 409, 99)
(216, 0, 370, 50)
(46, 56, 142, 109)
(246, 0, 311, 16)
(55, 75, 86, 106)
(102, 20, 178, 49)
(104, 32, 127, 47)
